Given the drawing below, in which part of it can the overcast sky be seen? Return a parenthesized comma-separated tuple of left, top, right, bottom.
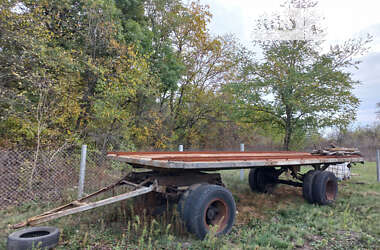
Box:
(199, 0, 380, 127)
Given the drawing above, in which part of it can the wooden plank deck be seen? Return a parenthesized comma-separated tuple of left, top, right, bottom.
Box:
(107, 151, 364, 170)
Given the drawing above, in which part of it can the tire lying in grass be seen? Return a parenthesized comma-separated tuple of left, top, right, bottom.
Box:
(182, 184, 236, 239)
(302, 170, 321, 203)
(312, 171, 338, 205)
(7, 226, 60, 250)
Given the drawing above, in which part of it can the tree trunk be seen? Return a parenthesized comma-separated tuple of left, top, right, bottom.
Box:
(75, 69, 97, 132)
(283, 110, 292, 151)
(283, 127, 291, 151)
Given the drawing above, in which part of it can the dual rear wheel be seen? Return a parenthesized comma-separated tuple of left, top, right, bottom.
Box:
(249, 167, 338, 205)
(303, 170, 338, 205)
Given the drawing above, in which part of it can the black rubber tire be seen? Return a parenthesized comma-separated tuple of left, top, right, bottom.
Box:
(312, 171, 338, 205)
(302, 170, 321, 203)
(7, 226, 60, 250)
(184, 184, 236, 240)
(177, 183, 205, 221)
(255, 168, 277, 193)
(248, 168, 259, 191)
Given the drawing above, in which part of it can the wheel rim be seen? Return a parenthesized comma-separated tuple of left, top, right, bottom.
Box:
(203, 198, 229, 233)
(325, 179, 336, 201)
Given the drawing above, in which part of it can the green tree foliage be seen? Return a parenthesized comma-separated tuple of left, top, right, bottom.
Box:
(0, 0, 371, 152)
(0, 0, 245, 151)
(0, 0, 82, 148)
(0, 0, 159, 150)
(228, 0, 371, 150)
(162, 2, 243, 148)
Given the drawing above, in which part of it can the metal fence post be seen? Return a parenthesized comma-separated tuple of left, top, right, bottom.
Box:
(240, 144, 244, 180)
(179, 145, 183, 152)
(78, 145, 87, 199)
(377, 149, 380, 182)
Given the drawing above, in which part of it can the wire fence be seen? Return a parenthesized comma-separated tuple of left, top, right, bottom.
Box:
(0, 149, 125, 209)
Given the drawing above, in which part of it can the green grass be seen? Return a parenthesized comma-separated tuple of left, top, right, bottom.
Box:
(1, 163, 379, 249)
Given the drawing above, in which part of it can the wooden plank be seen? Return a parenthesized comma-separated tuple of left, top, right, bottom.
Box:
(35, 178, 124, 217)
(14, 185, 154, 228)
(326, 147, 358, 152)
(167, 157, 363, 170)
(107, 155, 172, 169)
(108, 152, 312, 160)
(108, 153, 364, 170)
(107, 151, 308, 156)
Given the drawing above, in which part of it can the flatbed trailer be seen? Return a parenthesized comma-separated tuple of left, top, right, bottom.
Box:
(12, 149, 364, 240)
(107, 151, 362, 170)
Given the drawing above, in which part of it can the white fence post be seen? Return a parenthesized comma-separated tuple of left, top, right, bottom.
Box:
(376, 149, 380, 182)
(240, 144, 245, 180)
(179, 145, 183, 152)
(78, 145, 87, 199)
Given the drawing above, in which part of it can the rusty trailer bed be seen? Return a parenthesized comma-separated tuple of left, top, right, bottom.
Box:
(107, 151, 364, 170)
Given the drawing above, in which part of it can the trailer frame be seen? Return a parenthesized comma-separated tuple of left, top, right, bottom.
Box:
(11, 149, 364, 239)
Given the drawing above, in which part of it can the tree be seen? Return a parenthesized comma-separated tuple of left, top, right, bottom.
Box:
(0, 0, 157, 151)
(163, 2, 242, 147)
(0, 0, 83, 149)
(229, 0, 371, 150)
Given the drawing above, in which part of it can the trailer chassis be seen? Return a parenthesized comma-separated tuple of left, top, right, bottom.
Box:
(11, 150, 363, 240)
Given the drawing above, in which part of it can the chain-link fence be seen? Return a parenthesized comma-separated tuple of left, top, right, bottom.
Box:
(84, 150, 126, 193)
(0, 149, 125, 209)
